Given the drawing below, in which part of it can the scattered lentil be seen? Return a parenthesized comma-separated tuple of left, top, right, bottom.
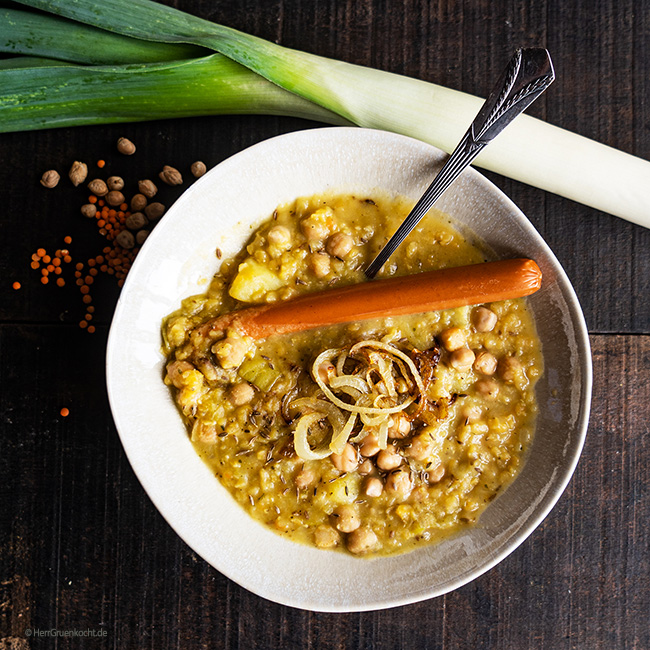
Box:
(12, 281, 21, 290)
(60, 407, 70, 417)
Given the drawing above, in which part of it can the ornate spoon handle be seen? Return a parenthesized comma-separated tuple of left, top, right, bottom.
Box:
(365, 48, 555, 279)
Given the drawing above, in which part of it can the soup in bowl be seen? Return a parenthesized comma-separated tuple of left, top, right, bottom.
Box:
(107, 127, 591, 611)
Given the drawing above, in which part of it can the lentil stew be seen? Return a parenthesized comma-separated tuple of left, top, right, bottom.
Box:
(162, 192, 543, 556)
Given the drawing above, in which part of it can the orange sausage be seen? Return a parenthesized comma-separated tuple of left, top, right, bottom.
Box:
(203, 258, 542, 340)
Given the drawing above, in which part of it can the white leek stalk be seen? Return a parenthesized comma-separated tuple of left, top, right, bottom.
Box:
(13, 0, 650, 228)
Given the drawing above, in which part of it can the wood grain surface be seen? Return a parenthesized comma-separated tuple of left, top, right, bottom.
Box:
(1, 1, 648, 648)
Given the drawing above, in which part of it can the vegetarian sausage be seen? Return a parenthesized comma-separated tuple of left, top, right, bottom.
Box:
(201, 258, 542, 340)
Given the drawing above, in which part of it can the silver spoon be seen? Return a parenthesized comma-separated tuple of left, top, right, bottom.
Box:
(365, 48, 555, 279)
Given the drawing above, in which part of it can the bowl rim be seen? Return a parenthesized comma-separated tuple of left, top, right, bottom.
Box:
(106, 126, 592, 612)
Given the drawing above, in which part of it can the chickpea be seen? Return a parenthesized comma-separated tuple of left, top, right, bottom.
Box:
(499, 355, 522, 383)
(426, 464, 445, 484)
(376, 446, 403, 471)
(309, 252, 331, 278)
(229, 381, 255, 406)
(326, 232, 355, 259)
(331, 443, 358, 473)
(473, 306, 498, 332)
(439, 327, 466, 351)
(300, 212, 331, 242)
(212, 336, 250, 369)
(346, 527, 378, 554)
(358, 459, 375, 475)
(385, 469, 412, 496)
(166, 360, 194, 389)
(475, 378, 500, 399)
(333, 505, 361, 533)
(461, 404, 483, 423)
(449, 347, 475, 372)
(295, 467, 317, 490)
(410, 486, 428, 503)
(405, 429, 435, 461)
(314, 524, 339, 549)
(364, 477, 384, 497)
(474, 351, 498, 376)
(267, 225, 292, 248)
(359, 433, 381, 457)
(388, 414, 411, 439)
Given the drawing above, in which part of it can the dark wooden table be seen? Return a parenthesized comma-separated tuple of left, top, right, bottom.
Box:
(1, 1, 649, 648)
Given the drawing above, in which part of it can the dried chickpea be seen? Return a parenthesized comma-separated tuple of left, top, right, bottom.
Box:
(144, 202, 166, 222)
(87, 178, 108, 196)
(80, 203, 97, 218)
(68, 161, 88, 186)
(115, 230, 135, 249)
(138, 179, 157, 198)
(117, 137, 136, 155)
(106, 190, 125, 207)
(131, 193, 148, 212)
(107, 176, 124, 191)
(40, 170, 60, 188)
(191, 161, 207, 177)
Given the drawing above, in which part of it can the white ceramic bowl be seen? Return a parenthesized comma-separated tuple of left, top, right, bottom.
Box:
(106, 127, 591, 612)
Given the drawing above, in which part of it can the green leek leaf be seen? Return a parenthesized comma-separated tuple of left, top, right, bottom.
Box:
(0, 53, 347, 131)
(10, 0, 650, 228)
(0, 7, 208, 64)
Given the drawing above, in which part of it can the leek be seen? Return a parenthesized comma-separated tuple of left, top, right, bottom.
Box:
(8, 0, 650, 228)
(0, 8, 207, 64)
(0, 55, 347, 131)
